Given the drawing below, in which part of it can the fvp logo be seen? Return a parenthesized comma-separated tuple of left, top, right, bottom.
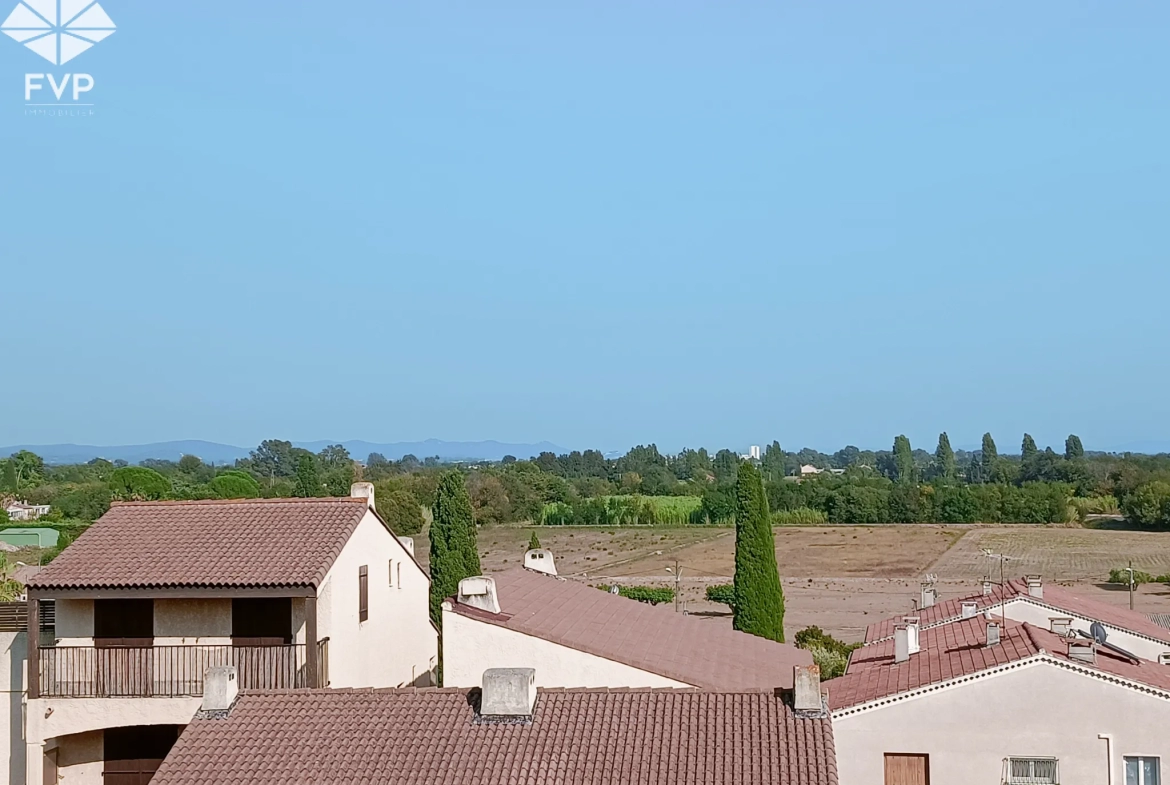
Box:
(1, 0, 114, 65)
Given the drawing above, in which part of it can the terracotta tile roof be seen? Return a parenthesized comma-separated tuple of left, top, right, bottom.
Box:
(830, 617, 1170, 712)
(151, 688, 838, 785)
(864, 578, 1170, 646)
(27, 498, 371, 591)
(448, 568, 812, 689)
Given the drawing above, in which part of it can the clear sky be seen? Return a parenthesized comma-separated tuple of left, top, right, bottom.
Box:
(2, 1, 1169, 455)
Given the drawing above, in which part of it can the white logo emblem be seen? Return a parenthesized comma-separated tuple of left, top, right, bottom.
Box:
(2, 0, 114, 65)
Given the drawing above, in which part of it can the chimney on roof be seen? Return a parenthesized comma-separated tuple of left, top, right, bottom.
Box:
(894, 624, 912, 663)
(793, 664, 822, 712)
(920, 583, 937, 609)
(1158, 653, 1170, 666)
(201, 666, 237, 712)
(397, 536, 415, 557)
(1050, 617, 1073, 636)
(457, 576, 501, 614)
(1026, 575, 1043, 599)
(480, 668, 536, 718)
(982, 579, 993, 596)
(351, 482, 376, 512)
(986, 622, 1001, 647)
(523, 548, 558, 576)
(961, 601, 978, 619)
(901, 617, 920, 654)
(1068, 639, 1096, 664)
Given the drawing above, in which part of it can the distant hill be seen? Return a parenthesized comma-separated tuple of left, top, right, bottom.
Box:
(0, 439, 565, 465)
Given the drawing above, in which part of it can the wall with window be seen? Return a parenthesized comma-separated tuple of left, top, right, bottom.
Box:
(51, 598, 307, 647)
(316, 509, 437, 688)
(833, 659, 1170, 785)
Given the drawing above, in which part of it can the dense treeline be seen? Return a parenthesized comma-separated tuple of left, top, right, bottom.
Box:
(4, 432, 1170, 530)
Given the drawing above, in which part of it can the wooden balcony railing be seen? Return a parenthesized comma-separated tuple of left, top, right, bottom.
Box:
(37, 643, 327, 698)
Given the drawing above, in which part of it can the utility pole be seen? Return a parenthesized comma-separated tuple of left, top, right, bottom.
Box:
(1126, 561, 1136, 611)
(672, 559, 682, 613)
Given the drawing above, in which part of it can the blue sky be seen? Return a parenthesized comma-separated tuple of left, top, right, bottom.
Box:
(2, 1, 1169, 455)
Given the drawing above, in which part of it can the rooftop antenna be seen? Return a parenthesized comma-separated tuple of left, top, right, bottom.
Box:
(982, 550, 1012, 630)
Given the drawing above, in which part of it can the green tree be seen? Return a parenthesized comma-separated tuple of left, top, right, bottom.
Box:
(981, 433, 999, 482)
(1, 460, 15, 492)
(208, 471, 261, 499)
(1065, 434, 1085, 461)
(892, 435, 915, 483)
(528, 531, 542, 550)
(934, 433, 955, 481)
(1021, 434, 1038, 461)
(10, 450, 44, 486)
(377, 490, 425, 536)
(732, 462, 785, 642)
(109, 466, 171, 500)
(317, 444, 351, 469)
(428, 471, 481, 625)
(293, 454, 322, 498)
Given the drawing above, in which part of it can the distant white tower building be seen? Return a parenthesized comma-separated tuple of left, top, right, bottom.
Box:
(749, 445, 761, 460)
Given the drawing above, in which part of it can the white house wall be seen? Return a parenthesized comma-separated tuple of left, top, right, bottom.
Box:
(1, 632, 26, 785)
(317, 510, 437, 687)
(442, 609, 691, 689)
(1001, 598, 1170, 662)
(833, 660, 1170, 785)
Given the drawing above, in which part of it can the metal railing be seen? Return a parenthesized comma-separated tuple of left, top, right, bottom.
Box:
(38, 643, 322, 698)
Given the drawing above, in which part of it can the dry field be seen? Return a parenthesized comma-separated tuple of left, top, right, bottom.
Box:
(415, 524, 1170, 643)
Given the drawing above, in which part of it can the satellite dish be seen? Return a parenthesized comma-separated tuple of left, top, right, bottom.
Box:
(1090, 622, 1108, 644)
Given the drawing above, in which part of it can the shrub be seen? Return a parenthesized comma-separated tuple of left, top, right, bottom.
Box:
(793, 626, 859, 679)
(597, 585, 674, 605)
(770, 507, 827, 525)
(806, 645, 849, 680)
(1106, 568, 1170, 585)
(1070, 495, 1120, 521)
(1122, 482, 1170, 528)
(706, 583, 735, 608)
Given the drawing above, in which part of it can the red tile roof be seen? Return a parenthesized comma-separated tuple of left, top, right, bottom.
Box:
(27, 498, 372, 591)
(448, 568, 812, 689)
(151, 688, 839, 785)
(830, 616, 1170, 712)
(864, 578, 1170, 646)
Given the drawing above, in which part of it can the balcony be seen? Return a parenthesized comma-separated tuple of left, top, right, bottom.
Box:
(37, 640, 329, 698)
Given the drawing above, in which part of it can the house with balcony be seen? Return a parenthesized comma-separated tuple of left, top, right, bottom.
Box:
(20, 482, 437, 785)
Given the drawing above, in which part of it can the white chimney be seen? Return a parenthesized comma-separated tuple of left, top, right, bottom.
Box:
(986, 622, 1001, 647)
(1068, 640, 1096, 664)
(201, 666, 238, 712)
(523, 548, 557, 576)
(901, 616, 920, 654)
(920, 583, 937, 609)
(1158, 653, 1170, 666)
(1050, 617, 1073, 636)
(1026, 575, 1043, 599)
(481, 668, 536, 717)
(894, 625, 911, 663)
(961, 601, 978, 619)
(793, 665, 822, 711)
(397, 536, 415, 557)
(982, 580, 993, 596)
(351, 482, 376, 511)
(457, 576, 501, 614)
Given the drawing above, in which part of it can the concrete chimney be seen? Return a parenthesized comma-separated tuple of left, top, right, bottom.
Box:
(523, 548, 557, 576)
(457, 576, 501, 614)
(1158, 653, 1170, 666)
(982, 580, 993, 596)
(901, 617, 920, 654)
(481, 668, 536, 717)
(985, 622, 1001, 647)
(894, 625, 911, 663)
(1068, 640, 1096, 664)
(961, 601, 978, 619)
(793, 665, 822, 711)
(1050, 617, 1073, 636)
(1026, 575, 1043, 599)
(202, 666, 238, 712)
(397, 536, 415, 557)
(351, 482, 376, 512)
(920, 583, 937, 609)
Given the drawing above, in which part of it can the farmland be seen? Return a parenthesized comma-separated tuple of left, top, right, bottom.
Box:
(415, 523, 1170, 643)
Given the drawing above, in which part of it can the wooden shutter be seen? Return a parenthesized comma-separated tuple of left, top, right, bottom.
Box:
(359, 565, 369, 622)
(884, 754, 929, 785)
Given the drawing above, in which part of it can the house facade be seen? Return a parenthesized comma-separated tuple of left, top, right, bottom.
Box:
(21, 483, 436, 785)
(5, 501, 51, 521)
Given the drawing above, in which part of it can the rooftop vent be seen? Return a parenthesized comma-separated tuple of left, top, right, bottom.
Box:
(982, 580, 994, 596)
(961, 601, 978, 619)
(201, 666, 238, 712)
(1049, 617, 1073, 636)
(1026, 575, 1043, 599)
(524, 548, 557, 576)
(901, 616, 921, 654)
(1158, 653, 1170, 666)
(350, 482, 376, 511)
(986, 622, 1001, 647)
(480, 668, 536, 719)
(457, 576, 501, 614)
(793, 664, 822, 712)
(920, 583, 937, 609)
(1068, 640, 1096, 665)
(397, 536, 415, 557)
(894, 624, 912, 663)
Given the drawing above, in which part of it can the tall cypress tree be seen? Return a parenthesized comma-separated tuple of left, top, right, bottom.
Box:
(1065, 434, 1084, 461)
(293, 453, 320, 497)
(892, 435, 916, 483)
(1021, 434, 1038, 460)
(429, 471, 480, 625)
(981, 433, 999, 482)
(732, 462, 785, 643)
(935, 432, 955, 481)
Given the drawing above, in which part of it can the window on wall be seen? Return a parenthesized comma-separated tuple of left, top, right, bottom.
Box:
(1005, 757, 1058, 785)
(1126, 757, 1161, 785)
(358, 565, 369, 622)
(388, 559, 393, 587)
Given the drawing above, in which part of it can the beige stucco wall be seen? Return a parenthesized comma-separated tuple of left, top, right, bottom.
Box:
(317, 509, 437, 687)
(833, 659, 1170, 785)
(1000, 597, 1170, 662)
(27, 696, 200, 745)
(1, 631, 27, 785)
(55, 598, 235, 645)
(50, 730, 102, 785)
(442, 607, 692, 689)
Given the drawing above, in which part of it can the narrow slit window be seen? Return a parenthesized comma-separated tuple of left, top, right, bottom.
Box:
(388, 559, 393, 587)
(358, 565, 369, 622)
